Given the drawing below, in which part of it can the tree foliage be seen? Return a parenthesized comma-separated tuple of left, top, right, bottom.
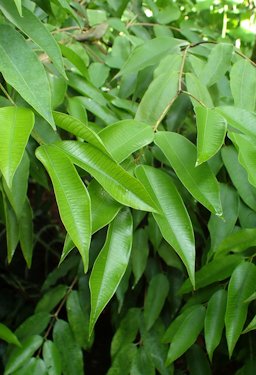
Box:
(0, 0, 256, 374)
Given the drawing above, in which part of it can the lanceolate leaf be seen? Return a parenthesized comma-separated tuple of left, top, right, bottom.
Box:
(89, 209, 133, 336)
(0, 25, 54, 126)
(204, 289, 227, 361)
(166, 305, 205, 365)
(19, 199, 33, 268)
(225, 262, 256, 357)
(0, 107, 34, 187)
(36, 144, 91, 272)
(13, 0, 22, 15)
(195, 106, 227, 164)
(56, 141, 158, 212)
(229, 132, 256, 188)
(135, 71, 179, 127)
(118, 37, 188, 77)
(185, 73, 213, 108)
(199, 43, 233, 87)
(0, 1, 65, 77)
(135, 165, 195, 287)
(216, 228, 256, 256)
(230, 59, 256, 111)
(43, 341, 62, 375)
(155, 131, 222, 215)
(0, 323, 21, 346)
(98, 120, 154, 163)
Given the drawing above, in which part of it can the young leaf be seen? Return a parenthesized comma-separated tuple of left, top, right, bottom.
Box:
(222, 146, 256, 211)
(4, 335, 43, 375)
(0, 107, 34, 187)
(225, 262, 256, 357)
(166, 305, 205, 365)
(56, 141, 158, 212)
(135, 165, 195, 287)
(229, 132, 256, 188)
(89, 209, 133, 336)
(155, 131, 222, 215)
(43, 341, 62, 375)
(195, 106, 227, 164)
(98, 120, 154, 163)
(0, 1, 66, 77)
(135, 71, 179, 127)
(144, 274, 169, 330)
(36, 144, 91, 272)
(230, 59, 256, 111)
(0, 323, 21, 346)
(0, 25, 54, 126)
(199, 43, 233, 87)
(204, 289, 227, 361)
(118, 37, 188, 76)
(53, 320, 84, 375)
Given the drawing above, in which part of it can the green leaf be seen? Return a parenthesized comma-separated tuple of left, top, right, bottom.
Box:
(166, 305, 205, 365)
(144, 274, 169, 330)
(66, 291, 89, 349)
(0, 323, 21, 346)
(229, 132, 256, 188)
(3, 194, 19, 263)
(204, 289, 227, 361)
(130, 347, 155, 375)
(185, 73, 213, 107)
(11, 358, 47, 375)
(53, 111, 109, 155)
(15, 313, 51, 340)
(0, 1, 66, 77)
(199, 43, 233, 87)
(88, 179, 121, 234)
(195, 106, 227, 164)
(89, 209, 133, 335)
(53, 320, 84, 375)
(0, 25, 54, 126)
(4, 335, 43, 375)
(135, 165, 195, 287)
(13, 0, 22, 15)
(186, 344, 211, 375)
(19, 199, 33, 268)
(222, 146, 256, 211)
(230, 59, 256, 111)
(179, 255, 242, 294)
(216, 106, 256, 139)
(36, 144, 91, 272)
(67, 97, 88, 125)
(243, 314, 256, 334)
(216, 228, 256, 256)
(75, 96, 119, 124)
(0, 107, 34, 187)
(225, 262, 256, 357)
(56, 141, 158, 212)
(35, 285, 68, 313)
(118, 37, 188, 77)
(43, 341, 62, 375)
(155, 131, 222, 215)
(107, 344, 137, 375)
(131, 228, 149, 287)
(59, 44, 88, 78)
(98, 120, 154, 163)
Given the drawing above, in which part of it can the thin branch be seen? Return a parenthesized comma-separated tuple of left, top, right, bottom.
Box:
(0, 82, 16, 105)
(126, 22, 180, 32)
(181, 90, 207, 107)
(153, 93, 179, 132)
(178, 45, 190, 92)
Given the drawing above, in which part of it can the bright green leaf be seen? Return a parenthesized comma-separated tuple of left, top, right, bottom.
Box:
(43, 341, 62, 375)
(185, 73, 213, 108)
(0, 323, 21, 346)
(216, 228, 256, 256)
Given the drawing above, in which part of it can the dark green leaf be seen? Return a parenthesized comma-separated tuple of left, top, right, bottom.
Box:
(43, 340, 62, 375)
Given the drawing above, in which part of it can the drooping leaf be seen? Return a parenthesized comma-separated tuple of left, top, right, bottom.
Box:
(204, 289, 227, 361)
(0, 1, 65, 77)
(135, 71, 179, 127)
(135, 165, 195, 287)
(144, 274, 169, 330)
(225, 262, 256, 357)
(43, 341, 62, 375)
(15, 313, 51, 340)
(3, 194, 19, 263)
(10, 358, 47, 375)
(19, 199, 34, 268)
(229, 132, 256, 188)
(4, 335, 43, 375)
(131, 228, 149, 287)
(98, 120, 154, 163)
(107, 343, 137, 375)
(216, 228, 256, 256)
(118, 37, 188, 77)
(185, 73, 213, 108)
(199, 43, 233, 87)
(243, 314, 256, 334)
(0, 25, 54, 126)
(230, 59, 256, 111)
(35, 285, 68, 314)
(53, 320, 84, 375)
(222, 146, 256, 211)
(155, 131, 222, 215)
(130, 347, 155, 375)
(0, 323, 21, 346)
(195, 106, 227, 164)
(75, 96, 119, 124)
(179, 255, 242, 294)
(0, 107, 34, 187)
(59, 44, 88, 78)
(56, 141, 158, 212)
(89, 209, 133, 336)
(166, 305, 205, 365)
(36, 144, 91, 272)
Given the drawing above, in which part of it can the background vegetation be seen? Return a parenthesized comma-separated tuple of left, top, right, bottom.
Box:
(0, 0, 256, 374)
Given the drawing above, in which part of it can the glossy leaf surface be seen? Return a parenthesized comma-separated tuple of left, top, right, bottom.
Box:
(0, 323, 21, 346)
(43, 341, 62, 375)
